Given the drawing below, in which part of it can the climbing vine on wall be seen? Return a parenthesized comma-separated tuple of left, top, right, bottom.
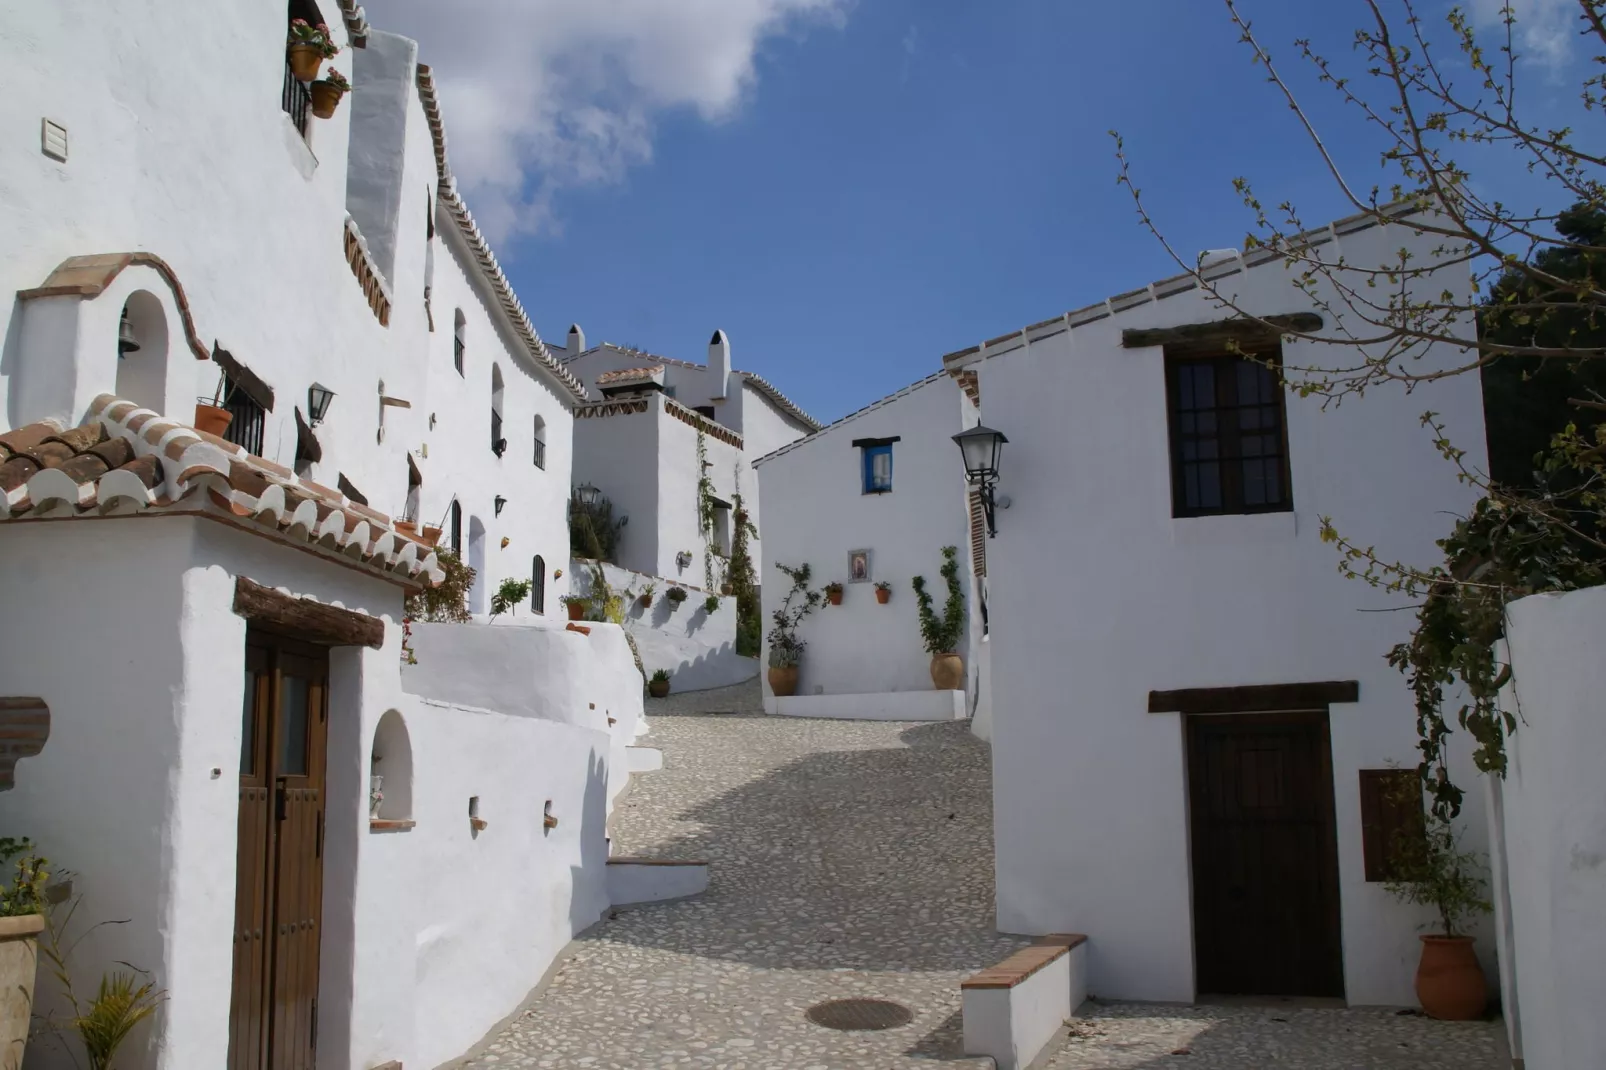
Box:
(911, 546, 965, 656)
(696, 432, 721, 589)
(727, 492, 760, 656)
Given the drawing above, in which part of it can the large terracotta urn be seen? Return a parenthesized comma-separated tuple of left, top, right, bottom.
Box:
(768, 665, 799, 697)
(1415, 935, 1487, 1020)
(0, 914, 44, 1069)
(930, 652, 964, 690)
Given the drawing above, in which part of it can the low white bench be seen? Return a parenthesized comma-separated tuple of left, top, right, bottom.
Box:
(961, 933, 1088, 1070)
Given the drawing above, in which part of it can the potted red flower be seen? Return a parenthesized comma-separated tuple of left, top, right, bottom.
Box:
(310, 68, 350, 120)
(287, 18, 339, 82)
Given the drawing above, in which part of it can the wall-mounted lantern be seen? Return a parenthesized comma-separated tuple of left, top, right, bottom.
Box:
(308, 382, 337, 426)
(953, 425, 1009, 537)
(574, 483, 602, 509)
(494, 495, 507, 517)
(117, 309, 140, 357)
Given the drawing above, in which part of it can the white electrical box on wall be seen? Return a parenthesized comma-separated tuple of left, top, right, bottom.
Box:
(40, 119, 67, 162)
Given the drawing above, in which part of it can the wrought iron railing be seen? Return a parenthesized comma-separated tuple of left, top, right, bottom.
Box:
(224, 387, 266, 456)
(282, 60, 311, 137)
(533, 437, 546, 470)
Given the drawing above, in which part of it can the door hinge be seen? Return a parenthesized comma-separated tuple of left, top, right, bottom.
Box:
(316, 811, 324, 858)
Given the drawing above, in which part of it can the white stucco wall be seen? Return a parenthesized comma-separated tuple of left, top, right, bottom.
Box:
(1491, 586, 1606, 1070)
(756, 375, 976, 699)
(969, 220, 1492, 1005)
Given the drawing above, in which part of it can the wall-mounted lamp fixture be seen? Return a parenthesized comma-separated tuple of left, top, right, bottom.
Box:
(953, 425, 1009, 538)
(117, 309, 140, 357)
(573, 483, 602, 509)
(308, 382, 336, 426)
(494, 495, 507, 517)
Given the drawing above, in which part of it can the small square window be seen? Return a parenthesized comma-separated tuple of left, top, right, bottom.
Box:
(861, 443, 893, 494)
(1165, 348, 1292, 517)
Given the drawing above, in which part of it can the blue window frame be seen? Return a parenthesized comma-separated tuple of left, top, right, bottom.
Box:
(860, 443, 893, 494)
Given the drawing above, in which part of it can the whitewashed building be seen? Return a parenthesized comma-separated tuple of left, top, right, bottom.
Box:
(752, 373, 987, 722)
(0, 5, 650, 1069)
(561, 330, 819, 590)
(943, 208, 1493, 1007)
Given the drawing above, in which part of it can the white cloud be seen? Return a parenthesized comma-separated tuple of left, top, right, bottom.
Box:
(1470, 0, 1577, 65)
(371, 0, 848, 240)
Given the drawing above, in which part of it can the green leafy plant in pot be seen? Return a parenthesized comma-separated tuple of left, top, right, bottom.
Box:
(42, 887, 166, 1070)
(1381, 777, 1493, 1020)
(0, 838, 49, 1066)
(648, 668, 672, 698)
(766, 563, 822, 697)
(912, 546, 965, 690)
(560, 594, 590, 622)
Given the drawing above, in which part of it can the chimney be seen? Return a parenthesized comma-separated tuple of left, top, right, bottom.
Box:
(708, 329, 731, 398)
(567, 323, 586, 357)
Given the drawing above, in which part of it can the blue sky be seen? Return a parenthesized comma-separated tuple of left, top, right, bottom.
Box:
(397, 0, 1584, 425)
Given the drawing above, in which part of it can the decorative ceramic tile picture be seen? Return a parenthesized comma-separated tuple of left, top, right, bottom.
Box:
(848, 549, 872, 583)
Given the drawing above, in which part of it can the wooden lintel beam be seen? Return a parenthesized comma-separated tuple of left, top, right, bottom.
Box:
(232, 577, 386, 649)
(1121, 312, 1323, 350)
(1148, 679, 1359, 715)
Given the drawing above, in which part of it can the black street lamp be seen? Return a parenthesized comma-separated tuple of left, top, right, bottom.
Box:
(307, 382, 337, 426)
(574, 483, 603, 509)
(953, 425, 1009, 537)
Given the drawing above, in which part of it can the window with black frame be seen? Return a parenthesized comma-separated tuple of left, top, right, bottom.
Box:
(223, 378, 267, 456)
(1165, 347, 1291, 517)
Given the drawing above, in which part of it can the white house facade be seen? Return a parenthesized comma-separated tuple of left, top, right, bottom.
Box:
(0, 5, 648, 1070)
(945, 209, 1493, 1007)
(753, 373, 985, 721)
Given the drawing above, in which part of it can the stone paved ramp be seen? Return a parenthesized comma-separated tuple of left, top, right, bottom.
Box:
(454, 696, 1021, 1068)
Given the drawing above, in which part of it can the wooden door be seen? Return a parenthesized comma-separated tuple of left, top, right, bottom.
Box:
(230, 634, 329, 1070)
(1186, 711, 1344, 998)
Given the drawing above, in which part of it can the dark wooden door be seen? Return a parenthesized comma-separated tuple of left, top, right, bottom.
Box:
(1187, 711, 1344, 998)
(230, 634, 328, 1070)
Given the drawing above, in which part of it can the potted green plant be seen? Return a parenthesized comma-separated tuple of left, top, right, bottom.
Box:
(1382, 785, 1493, 1020)
(637, 582, 656, 609)
(766, 563, 822, 697)
(702, 594, 720, 615)
(489, 578, 532, 619)
(287, 18, 339, 81)
(42, 890, 165, 1070)
(823, 581, 844, 606)
(0, 838, 48, 1067)
(912, 546, 965, 689)
(560, 594, 590, 622)
(648, 669, 671, 699)
(310, 68, 350, 120)
(874, 581, 893, 604)
(665, 586, 688, 607)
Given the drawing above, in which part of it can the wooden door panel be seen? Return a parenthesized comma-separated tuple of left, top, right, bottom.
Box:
(230, 636, 328, 1070)
(1188, 712, 1343, 997)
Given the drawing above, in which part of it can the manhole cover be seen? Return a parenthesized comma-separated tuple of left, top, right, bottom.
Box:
(805, 998, 913, 1031)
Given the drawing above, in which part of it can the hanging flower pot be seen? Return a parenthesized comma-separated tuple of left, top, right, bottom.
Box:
(194, 402, 233, 438)
(287, 43, 325, 82)
(721, 583, 734, 596)
(395, 520, 417, 537)
(420, 525, 442, 547)
(309, 70, 350, 120)
(825, 583, 844, 606)
(875, 582, 892, 604)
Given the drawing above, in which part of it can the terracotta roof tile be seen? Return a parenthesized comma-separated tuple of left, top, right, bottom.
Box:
(0, 394, 442, 589)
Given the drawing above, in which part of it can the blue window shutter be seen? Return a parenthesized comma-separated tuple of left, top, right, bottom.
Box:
(861, 444, 893, 493)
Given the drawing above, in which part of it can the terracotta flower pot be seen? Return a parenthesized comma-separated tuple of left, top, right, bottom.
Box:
(875, 588, 891, 604)
(310, 81, 345, 120)
(648, 679, 670, 698)
(395, 520, 417, 537)
(420, 525, 442, 547)
(287, 43, 324, 82)
(930, 652, 964, 690)
(638, 594, 653, 609)
(0, 914, 44, 1067)
(768, 665, 799, 697)
(194, 403, 234, 437)
(826, 588, 844, 606)
(1416, 935, 1487, 1020)
(566, 602, 587, 622)
(721, 583, 734, 596)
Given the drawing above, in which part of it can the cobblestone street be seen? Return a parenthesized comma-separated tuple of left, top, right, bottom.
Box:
(451, 682, 1511, 1069)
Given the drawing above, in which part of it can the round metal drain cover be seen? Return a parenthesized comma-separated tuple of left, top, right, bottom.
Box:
(805, 998, 913, 1031)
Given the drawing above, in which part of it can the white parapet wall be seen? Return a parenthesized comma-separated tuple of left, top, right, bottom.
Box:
(962, 935, 1089, 1070)
(606, 858, 711, 906)
(766, 689, 966, 721)
(1492, 586, 1606, 1070)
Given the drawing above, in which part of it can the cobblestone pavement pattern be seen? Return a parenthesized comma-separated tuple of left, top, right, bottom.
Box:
(454, 679, 1512, 1069)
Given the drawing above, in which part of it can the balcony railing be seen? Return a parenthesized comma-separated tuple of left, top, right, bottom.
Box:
(282, 60, 311, 138)
(533, 437, 546, 470)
